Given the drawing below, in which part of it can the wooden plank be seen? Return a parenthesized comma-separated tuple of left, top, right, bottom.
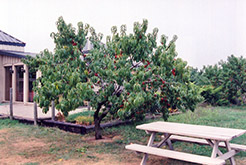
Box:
(170, 135, 246, 151)
(206, 139, 223, 156)
(218, 150, 237, 160)
(155, 133, 171, 148)
(164, 133, 174, 150)
(138, 122, 246, 137)
(137, 122, 246, 141)
(141, 133, 156, 165)
(33, 102, 38, 125)
(225, 141, 236, 165)
(211, 140, 219, 158)
(51, 100, 55, 121)
(126, 144, 225, 165)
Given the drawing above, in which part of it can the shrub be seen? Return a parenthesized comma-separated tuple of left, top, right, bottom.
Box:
(65, 111, 94, 122)
(75, 116, 94, 125)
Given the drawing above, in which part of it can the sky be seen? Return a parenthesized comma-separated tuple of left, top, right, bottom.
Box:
(1, 0, 246, 68)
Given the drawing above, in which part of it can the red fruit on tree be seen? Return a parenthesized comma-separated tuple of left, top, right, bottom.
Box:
(91, 85, 94, 88)
(95, 73, 98, 76)
(142, 82, 145, 85)
(72, 40, 77, 46)
(115, 55, 117, 58)
(161, 98, 164, 101)
(172, 68, 176, 76)
(162, 80, 165, 84)
(127, 92, 130, 95)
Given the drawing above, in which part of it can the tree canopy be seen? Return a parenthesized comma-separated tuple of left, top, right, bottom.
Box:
(191, 55, 246, 106)
(23, 17, 202, 139)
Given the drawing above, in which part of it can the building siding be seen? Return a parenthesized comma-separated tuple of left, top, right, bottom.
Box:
(0, 45, 24, 52)
(0, 54, 22, 102)
(0, 55, 3, 102)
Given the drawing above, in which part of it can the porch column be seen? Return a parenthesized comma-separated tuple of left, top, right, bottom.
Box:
(23, 64, 29, 104)
(12, 65, 16, 102)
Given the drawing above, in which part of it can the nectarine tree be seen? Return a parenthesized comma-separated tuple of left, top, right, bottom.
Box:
(23, 17, 202, 139)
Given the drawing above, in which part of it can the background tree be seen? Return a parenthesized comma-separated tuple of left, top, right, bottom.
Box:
(191, 55, 246, 106)
(23, 17, 202, 139)
(220, 55, 246, 105)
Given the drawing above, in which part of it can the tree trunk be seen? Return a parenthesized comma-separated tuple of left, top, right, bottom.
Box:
(94, 102, 103, 140)
(93, 101, 109, 140)
(94, 116, 102, 139)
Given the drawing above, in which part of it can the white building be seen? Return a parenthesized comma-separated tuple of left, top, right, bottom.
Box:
(0, 30, 36, 104)
(0, 30, 94, 104)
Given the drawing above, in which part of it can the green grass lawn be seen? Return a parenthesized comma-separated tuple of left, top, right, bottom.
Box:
(0, 106, 246, 164)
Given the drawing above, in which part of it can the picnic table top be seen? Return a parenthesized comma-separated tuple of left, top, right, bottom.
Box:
(136, 121, 246, 141)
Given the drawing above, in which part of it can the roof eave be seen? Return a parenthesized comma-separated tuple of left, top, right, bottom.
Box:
(0, 41, 26, 47)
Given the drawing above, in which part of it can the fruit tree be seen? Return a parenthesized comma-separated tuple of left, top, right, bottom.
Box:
(23, 17, 202, 139)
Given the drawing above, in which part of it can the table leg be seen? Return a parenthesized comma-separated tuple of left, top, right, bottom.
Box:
(141, 132, 156, 165)
(211, 140, 219, 158)
(164, 133, 174, 150)
(206, 139, 223, 156)
(156, 133, 171, 148)
(225, 141, 236, 165)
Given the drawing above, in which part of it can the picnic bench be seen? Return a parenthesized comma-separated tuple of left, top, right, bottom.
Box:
(125, 121, 246, 165)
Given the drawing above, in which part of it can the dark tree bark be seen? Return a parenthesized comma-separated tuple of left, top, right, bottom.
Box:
(94, 115, 102, 139)
(93, 101, 109, 140)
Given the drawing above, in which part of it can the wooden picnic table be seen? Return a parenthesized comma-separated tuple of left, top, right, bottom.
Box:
(126, 121, 246, 165)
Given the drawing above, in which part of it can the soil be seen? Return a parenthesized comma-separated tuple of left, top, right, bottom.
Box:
(1, 128, 246, 165)
(0, 129, 51, 165)
(82, 136, 115, 143)
(0, 129, 139, 165)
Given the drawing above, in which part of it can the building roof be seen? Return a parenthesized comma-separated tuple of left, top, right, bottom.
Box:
(0, 49, 36, 58)
(82, 39, 93, 54)
(82, 38, 105, 54)
(0, 30, 26, 47)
